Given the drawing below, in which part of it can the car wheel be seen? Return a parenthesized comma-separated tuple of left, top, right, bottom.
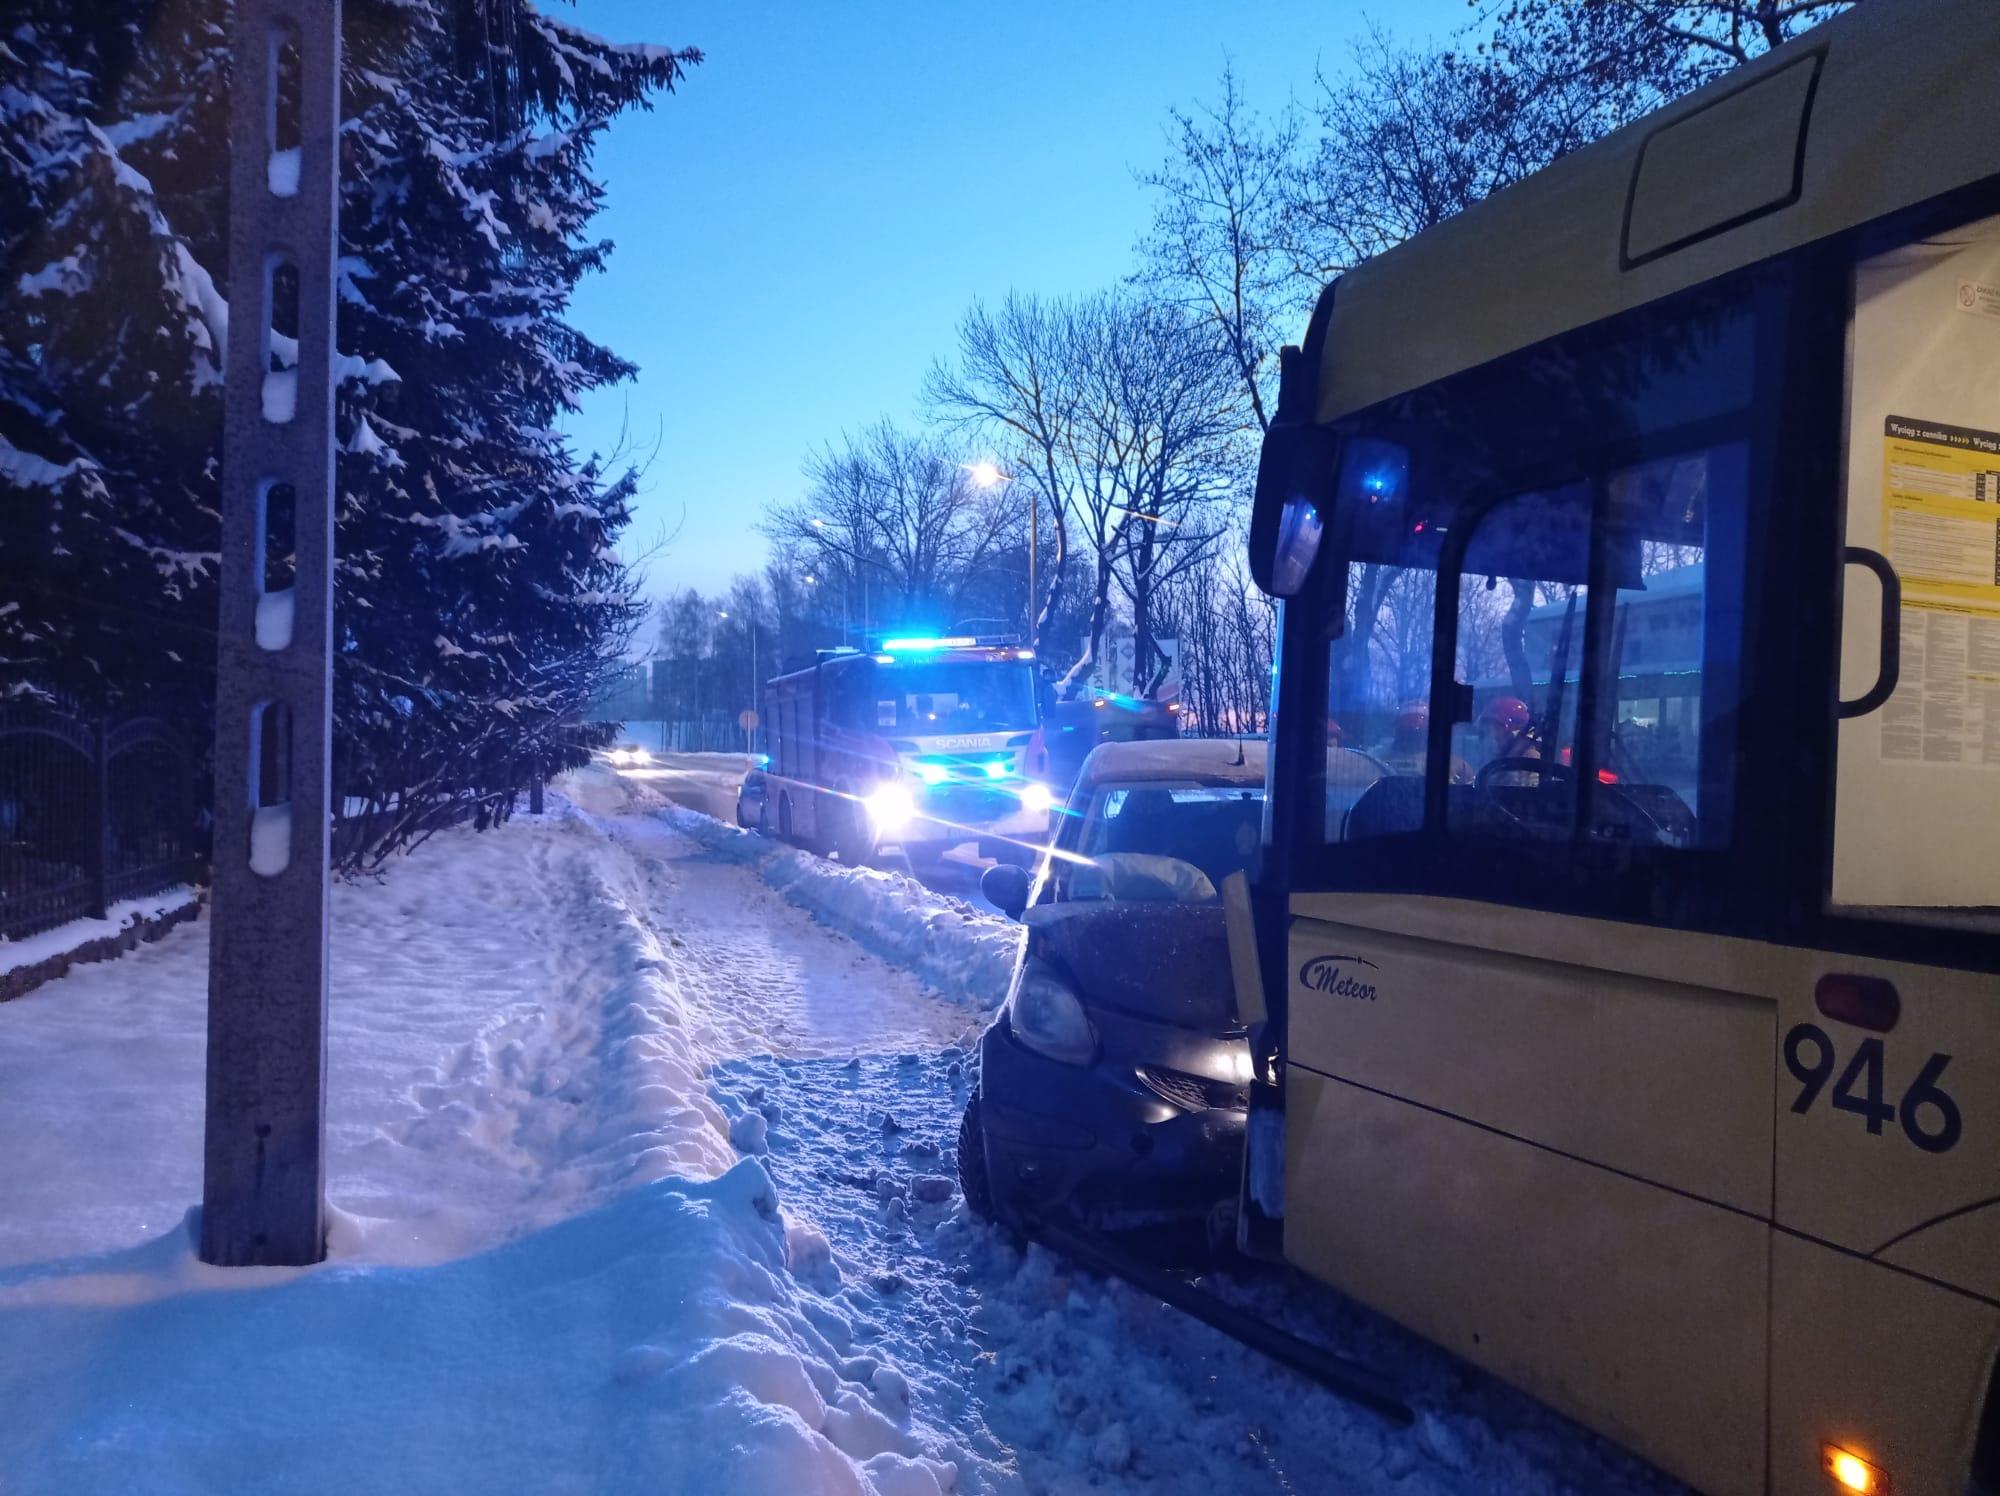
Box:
(956, 1095, 995, 1221)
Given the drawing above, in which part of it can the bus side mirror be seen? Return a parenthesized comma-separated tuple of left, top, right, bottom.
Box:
(1248, 419, 1339, 599)
(982, 862, 1033, 921)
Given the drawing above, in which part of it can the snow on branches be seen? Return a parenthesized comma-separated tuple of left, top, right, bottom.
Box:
(2, 0, 699, 867)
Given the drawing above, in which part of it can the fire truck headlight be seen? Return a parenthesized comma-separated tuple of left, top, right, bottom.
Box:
(866, 783, 916, 831)
(1021, 782, 1054, 814)
(916, 762, 949, 786)
(982, 761, 1008, 781)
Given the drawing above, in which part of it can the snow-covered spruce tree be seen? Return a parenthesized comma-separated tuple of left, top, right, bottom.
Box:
(0, 5, 227, 710)
(1, 1, 697, 865)
(321, 3, 695, 862)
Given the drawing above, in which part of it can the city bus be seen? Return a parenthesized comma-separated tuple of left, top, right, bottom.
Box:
(1235, 3, 2000, 1492)
(760, 636, 1055, 866)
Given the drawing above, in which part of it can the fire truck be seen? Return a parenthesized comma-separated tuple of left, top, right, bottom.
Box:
(758, 636, 1055, 867)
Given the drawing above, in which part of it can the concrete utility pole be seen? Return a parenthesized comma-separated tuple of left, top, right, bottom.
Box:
(202, 0, 342, 1267)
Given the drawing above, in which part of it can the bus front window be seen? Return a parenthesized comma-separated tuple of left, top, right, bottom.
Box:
(1317, 276, 1756, 859)
(1448, 481, 1592, 843)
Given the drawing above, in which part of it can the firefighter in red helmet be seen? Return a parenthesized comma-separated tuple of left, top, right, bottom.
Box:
(1480, 694, 1537, 762)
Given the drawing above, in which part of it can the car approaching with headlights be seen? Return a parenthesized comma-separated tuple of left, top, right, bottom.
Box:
(959, 739, 1382, 1256)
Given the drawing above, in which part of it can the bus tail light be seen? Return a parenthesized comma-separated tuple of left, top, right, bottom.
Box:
(1814, 973, 1899, 1033)
(1822, 1444, 1887, 1494)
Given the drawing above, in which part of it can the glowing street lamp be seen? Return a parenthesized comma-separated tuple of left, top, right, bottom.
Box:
(966, 461, 1040, 650)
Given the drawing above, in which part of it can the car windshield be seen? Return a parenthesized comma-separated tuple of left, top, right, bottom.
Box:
(1062, 783, 1265, 901)
(874, 660, 1038, 733)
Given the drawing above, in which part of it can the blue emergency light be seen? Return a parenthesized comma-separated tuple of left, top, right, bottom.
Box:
(879, 635, 977, 652)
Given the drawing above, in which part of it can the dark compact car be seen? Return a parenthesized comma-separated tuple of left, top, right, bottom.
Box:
(957, 738, 1275, 1256)
(735, 760, 768, 830)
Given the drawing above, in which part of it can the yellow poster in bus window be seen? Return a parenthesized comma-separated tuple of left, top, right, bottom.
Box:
(1878, 415, 2000, 766)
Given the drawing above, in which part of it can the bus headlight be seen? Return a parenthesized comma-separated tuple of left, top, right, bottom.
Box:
(1008, 962, 1096, 1065)
(1020, 782, 1054, 814)
(865, 783, 915, 831)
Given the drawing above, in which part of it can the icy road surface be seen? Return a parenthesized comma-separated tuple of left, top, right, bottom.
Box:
(0, 769, 1681, 1494)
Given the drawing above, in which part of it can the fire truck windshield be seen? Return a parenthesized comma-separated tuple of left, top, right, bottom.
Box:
(875, 658, 1038, 734)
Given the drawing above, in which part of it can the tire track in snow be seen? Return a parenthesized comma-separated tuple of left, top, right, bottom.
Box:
(594, 811, 983, 1062)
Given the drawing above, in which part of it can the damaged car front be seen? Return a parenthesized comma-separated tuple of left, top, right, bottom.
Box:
(958, 744, 1273, 1258)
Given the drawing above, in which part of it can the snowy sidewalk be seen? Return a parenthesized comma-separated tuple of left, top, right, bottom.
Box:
(0, 791, 970, 1494)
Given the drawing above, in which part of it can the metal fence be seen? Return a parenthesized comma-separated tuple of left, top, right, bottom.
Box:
(0, 700, 201, 941)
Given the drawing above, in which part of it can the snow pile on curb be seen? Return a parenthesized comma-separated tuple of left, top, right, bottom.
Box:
(0, 1165, 955, 1495)
(658, 805, 1020, 1009)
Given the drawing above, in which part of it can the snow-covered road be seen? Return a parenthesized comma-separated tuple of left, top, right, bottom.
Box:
(606, 814, 980, 1061)
(580, 777, 1679, 1496)
(0, 772, 1681, 1494)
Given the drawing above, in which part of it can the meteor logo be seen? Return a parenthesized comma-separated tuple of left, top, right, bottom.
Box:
(1298, 953, 1380, 1002)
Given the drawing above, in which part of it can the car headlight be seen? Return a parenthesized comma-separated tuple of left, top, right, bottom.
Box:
(1020, 781, 1054, 814)
(609, 749, 631, 766)
(1008, 960, 1096, 1065)
(865, 783, 915, 831)
(629, 747, 651, 766)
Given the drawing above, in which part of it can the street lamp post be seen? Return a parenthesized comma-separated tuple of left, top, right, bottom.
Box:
(720, 609, 756, 753)
(967, 460, 1030, 649)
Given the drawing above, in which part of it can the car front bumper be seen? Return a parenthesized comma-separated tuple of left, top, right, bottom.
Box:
(975, 1020, 1245, 1232)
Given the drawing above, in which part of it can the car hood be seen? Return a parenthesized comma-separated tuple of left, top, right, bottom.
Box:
(1024, 901, 1238, 1034)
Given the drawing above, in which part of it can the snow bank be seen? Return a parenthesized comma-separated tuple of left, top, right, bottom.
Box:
(658, 805, 1019, 1009)
(0, 1164, 952, 1495)
(0, 802, 974, 1494)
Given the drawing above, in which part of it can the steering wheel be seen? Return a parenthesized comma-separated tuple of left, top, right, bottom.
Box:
(1474, 755, 1569, 790)
(1469, 753, 1569, 837)
(1473, 754, 1674, 846)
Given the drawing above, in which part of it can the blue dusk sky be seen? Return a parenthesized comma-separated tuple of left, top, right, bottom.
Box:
(560, 0, 1471, 600)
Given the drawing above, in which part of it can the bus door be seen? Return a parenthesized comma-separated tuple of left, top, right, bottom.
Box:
(1281, 297, 1777, 1494)
(1767, 209, 2000, 1496)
